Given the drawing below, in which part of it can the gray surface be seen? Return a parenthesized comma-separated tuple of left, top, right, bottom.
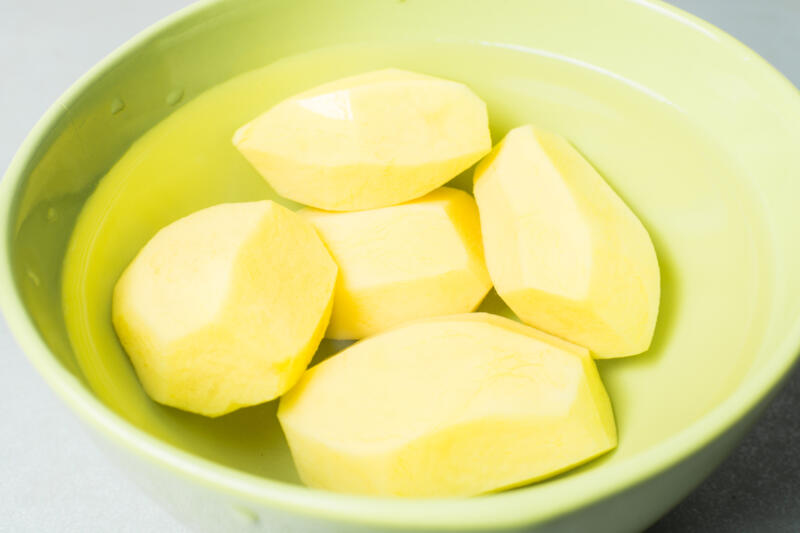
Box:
(0, 0, 798, 531)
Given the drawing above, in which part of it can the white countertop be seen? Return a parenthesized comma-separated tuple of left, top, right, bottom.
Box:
(1, 1, 798, 531)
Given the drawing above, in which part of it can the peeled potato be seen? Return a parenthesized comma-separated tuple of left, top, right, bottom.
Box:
(233, 69, 491, 211)
(301, 187, 492, 339)
(278, 313, 617, 497)
(473, 125, 660, 357)
(112, 201, 337, 417)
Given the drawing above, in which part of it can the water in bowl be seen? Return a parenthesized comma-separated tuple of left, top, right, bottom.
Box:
(61, 41, 772, 485)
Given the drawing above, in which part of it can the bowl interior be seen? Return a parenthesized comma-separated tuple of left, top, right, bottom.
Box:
(5, 0, 800, 524)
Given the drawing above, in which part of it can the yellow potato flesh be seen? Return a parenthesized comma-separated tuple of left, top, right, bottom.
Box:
(278, 313, 617, 497)
(233, 69, 491, 211)
(112, 201, 337, 417)
(301, 187, 492, 339)
(474, 125, 660, 357)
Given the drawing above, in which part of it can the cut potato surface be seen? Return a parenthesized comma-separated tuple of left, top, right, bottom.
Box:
(474, 125, 660, 357)
(233, 69, 491, 210)
(301, 187, 492, 339)
(112, 201, 337, 417)
(278, 313, 617, 497)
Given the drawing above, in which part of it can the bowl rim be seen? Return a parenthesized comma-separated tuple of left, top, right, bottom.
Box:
(2, 0, 800, 529)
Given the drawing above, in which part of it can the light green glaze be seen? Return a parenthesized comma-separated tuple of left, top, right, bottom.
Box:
(2, 1, 800, 531)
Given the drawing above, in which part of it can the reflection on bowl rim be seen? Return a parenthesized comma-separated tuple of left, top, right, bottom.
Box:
(1, 0, 800, 530)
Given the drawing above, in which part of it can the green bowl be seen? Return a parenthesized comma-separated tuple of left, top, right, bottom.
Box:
(2, 0, 800, 531)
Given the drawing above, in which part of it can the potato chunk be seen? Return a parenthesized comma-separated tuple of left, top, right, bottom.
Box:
(234, 69, 491, 210)
(112, 201, 337, 416)
(301, 188, 492, 339)
(474, 125, 660, 357)
(278, 313, 617, 497)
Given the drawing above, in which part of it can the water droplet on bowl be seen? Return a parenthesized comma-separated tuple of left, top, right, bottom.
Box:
(111, 97, 125, 115)
(26, 268, 41, 287)
(229, 504, 259, 525)
(46, 207, 58, 222)
(166, 88, 184, 106)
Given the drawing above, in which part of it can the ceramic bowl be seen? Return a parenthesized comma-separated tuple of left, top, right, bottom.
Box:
(2, 1, 800, 531)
